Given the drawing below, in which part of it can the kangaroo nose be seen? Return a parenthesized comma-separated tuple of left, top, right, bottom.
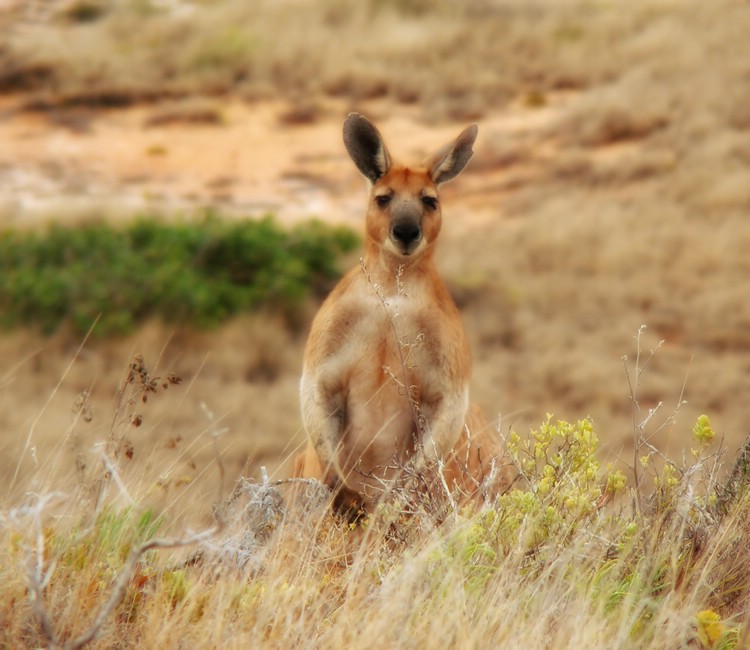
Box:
(391, 220, 421, 247)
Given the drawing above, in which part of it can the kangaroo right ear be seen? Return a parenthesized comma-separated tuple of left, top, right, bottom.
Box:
(343, 113, 391, 183)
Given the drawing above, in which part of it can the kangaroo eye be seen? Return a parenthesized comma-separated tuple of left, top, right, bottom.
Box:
(421, 196, 438, 210)
(375, 194, 392, 208)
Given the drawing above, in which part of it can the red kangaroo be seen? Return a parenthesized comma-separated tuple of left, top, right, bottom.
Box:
(295, 113, 511, 512)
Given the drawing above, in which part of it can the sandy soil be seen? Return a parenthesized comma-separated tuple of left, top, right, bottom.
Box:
(0, 93, 571, 228)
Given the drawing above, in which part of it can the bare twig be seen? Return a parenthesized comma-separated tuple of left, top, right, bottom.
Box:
(361, 259, 424, 438)
(200, 401, 228, 505)
(65, 525, 221, 650)
(15, 491, 222, 650)
(12, 492, 67, 648)
(623, 325, 673, 514)
(95, 446, 137, 507)
(623, 325, 657, 507)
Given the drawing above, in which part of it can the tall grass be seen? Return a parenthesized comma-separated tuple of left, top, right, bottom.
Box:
(2, 377, 748, 648)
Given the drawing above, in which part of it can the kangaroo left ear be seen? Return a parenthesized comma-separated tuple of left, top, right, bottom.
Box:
(425, 124, 478, 185)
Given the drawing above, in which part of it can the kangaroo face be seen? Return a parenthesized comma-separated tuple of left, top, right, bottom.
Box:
(343, 113, 478, 261)
(367, 165, 442, 259)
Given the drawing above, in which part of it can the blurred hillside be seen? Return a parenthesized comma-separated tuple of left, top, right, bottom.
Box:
(1, 0, 749, 512)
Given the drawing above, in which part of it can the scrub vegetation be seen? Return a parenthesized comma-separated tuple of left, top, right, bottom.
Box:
(2, 368, 748, 648)
(0, 216, 358, 336)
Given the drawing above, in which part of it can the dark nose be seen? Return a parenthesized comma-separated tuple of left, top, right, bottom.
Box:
(391, 219, 421, 247)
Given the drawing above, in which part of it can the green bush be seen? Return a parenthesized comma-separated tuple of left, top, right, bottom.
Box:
(0, 215, 359, 336)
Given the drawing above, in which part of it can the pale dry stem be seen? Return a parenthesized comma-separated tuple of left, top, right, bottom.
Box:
(10, 318, 99, 493)
(359, 259, 459, 514)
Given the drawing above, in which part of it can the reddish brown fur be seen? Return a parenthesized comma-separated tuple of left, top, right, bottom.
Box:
(295, 114, 513, 512)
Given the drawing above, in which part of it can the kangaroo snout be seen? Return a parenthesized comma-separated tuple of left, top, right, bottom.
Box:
(391, 218, 421, 250)
(390, 202, 422, 253)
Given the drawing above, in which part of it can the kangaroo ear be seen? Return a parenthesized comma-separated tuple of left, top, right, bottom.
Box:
(343, 113, 391, 183)
(425, 123, 478, 185)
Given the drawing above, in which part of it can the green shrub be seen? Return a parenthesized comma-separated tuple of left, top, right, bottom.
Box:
(493, 415, 627, 554)
(0, 215, 359, 336)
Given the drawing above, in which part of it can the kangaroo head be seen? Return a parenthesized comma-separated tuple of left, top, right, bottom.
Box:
(343, 113, 477, 259)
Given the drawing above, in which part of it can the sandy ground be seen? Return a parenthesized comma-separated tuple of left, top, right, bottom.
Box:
(0, 94, 571, 228)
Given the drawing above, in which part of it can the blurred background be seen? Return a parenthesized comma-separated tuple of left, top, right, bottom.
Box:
(1, 0, 749, 521)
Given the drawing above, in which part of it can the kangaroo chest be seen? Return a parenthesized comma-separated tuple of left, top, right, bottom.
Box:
(334, 297, 434, 468)
(342, 292, 439, 395)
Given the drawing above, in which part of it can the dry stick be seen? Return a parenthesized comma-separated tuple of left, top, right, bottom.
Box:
(22, 492, 67, 649)
(622, 356, 640, 509)
(64, 526, 221, 650)
(10, 317, 100, 493)
(633, 372, 691, 481)
(622, 324, 663, 514)
(200, 401, 228, 506)
(360, 259, 423, 439)
(625, 325, 694, 519)
(28, 569, 56, 647)
(641, 356, 691, 452)
(636, 367, 696, 504)
(268, 476, 327, 489)
(61, 464, 226, 650)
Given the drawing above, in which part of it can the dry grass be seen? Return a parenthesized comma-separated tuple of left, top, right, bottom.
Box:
(2, 363, 749, 648)
(446, 198, 750, 458)
(0, 317, 307, 518)
(0, 1, 727, 119)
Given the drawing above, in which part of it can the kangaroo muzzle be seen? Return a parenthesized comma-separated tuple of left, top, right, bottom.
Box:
(390, 201, 422, 255)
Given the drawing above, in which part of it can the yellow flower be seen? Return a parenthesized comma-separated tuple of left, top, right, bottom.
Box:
(693, 414, 715, 447)
(695, 609, 724, 647)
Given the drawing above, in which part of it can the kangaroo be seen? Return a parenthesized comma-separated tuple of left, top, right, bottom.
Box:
(295, 113, 511, 513)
